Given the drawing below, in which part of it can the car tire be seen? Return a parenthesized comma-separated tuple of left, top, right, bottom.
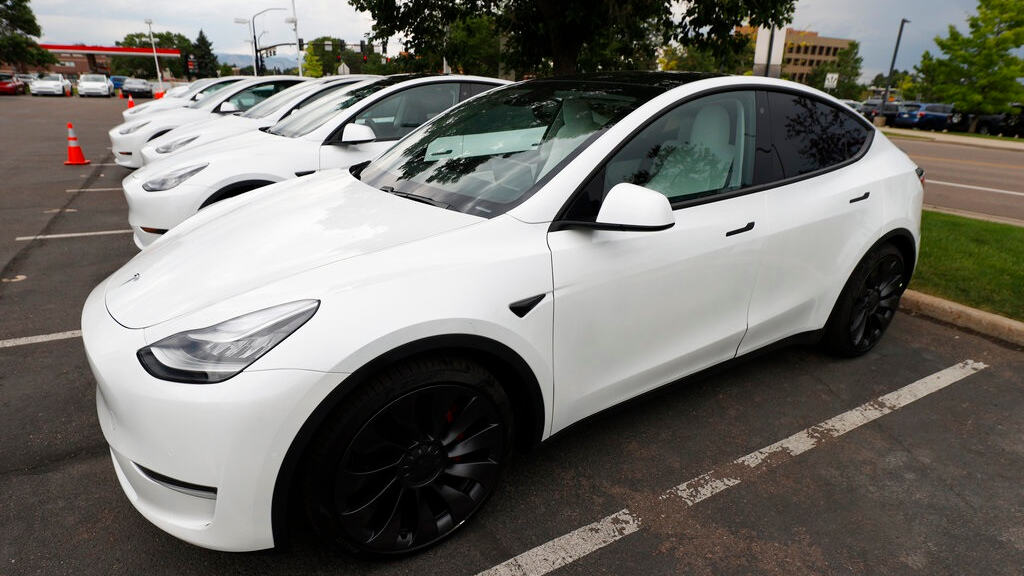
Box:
(301, 355, 514, 557)
(821, 244, 906, 357)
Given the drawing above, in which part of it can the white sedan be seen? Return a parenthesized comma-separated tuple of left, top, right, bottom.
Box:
(121, 76, 246, 121)
(122, 74, 507, 248)
(138, 75, 379, 165)
(83, 72, 923, 556)
(78, 74, 114, 97)
(110, 75, 305, 169)
(30, 73, 71, 96)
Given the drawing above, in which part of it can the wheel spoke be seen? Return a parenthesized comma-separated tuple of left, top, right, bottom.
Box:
(432, 482, 477, 522)
(340, 474, 400, 519)
(411, 488, 441, 545)
(442, 395, 491, 444)
(447, 423, 502, 458)
(365, 486, 406, 548)
(849, 300, 869, 344)
(445, 460, 498, 483)
(422, 386, 463, 441)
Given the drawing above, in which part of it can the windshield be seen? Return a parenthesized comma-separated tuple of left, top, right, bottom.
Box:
(358, 80, 662, 218)
(82, 75, 105, 82)
(188, 80, 239, 105)
(267, 77, 414, 138)
(40, 75, 60, 81)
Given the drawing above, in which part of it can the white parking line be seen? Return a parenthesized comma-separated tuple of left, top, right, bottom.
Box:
(929, 180, 1024, 198)
(476, 360, 988, 576)
(0, 330, 82, 349)
(66, 187, 121, 193)
(16, 229, 132, 241)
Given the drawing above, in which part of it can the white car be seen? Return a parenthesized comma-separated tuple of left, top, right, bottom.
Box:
(122, 74, 507, 248)
(110, 75, 305, 169)
(121, 76, 246, 121)
(30, 73, 71, 96)
(78, 74, 114, 97)
(83, 72, 923, 555)
(139, 75, 380, 165)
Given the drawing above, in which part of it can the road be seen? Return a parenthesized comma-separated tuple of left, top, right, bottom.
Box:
(2, 97, 1023, 576)
(890, 136, 1024, 223)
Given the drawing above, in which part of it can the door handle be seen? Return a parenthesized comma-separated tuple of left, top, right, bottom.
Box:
(726, 222, 755, 237)
(849, 191, 870, 203)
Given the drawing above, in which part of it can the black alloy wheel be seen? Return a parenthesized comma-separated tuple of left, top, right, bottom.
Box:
(823, 244, 906, 357)
(303, 356, 513, 556)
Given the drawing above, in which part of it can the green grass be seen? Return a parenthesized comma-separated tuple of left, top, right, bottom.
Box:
(913, 211, 1024, 321)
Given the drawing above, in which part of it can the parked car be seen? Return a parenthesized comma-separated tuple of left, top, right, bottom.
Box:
(0, 72, 27, 95)
(893, 102, 953, 131)
(122, 74, 506, 247)
(78, 74, 115, 97)
(140, 75, 378, 164)
(29, 73, 72, 96)
(110, 75, 305, 169)
(861, 100, 900, 126)
(121, 78, 154, 98)
(15, 73, 37, 84)
(84, 72, 923, 556)
(948, 103, 1023, 136)
(122, 76, 246, 121)
(110, 75, 127, 90)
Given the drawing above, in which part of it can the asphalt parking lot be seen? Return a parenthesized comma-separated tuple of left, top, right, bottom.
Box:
(2, 96, 1023, 576)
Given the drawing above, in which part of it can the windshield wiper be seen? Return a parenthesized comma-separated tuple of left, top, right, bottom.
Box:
(380, 186, 450, 209)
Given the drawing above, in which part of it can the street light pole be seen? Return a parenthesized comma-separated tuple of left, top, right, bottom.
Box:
(881, 18, 910, 117)
(144, 19, 164, 93)
(246, 8, 287, 77)
(288, 0, 301, 77)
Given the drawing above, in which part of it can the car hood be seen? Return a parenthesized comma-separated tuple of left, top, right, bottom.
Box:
(104, 170, 482, 329)
(145, 115, 257, 152)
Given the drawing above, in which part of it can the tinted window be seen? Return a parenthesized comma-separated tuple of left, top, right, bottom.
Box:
(352, 83, 460, 141)
(767, 92, 870, 178)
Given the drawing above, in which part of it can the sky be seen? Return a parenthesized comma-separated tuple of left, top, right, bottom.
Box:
(32, 0, 981, 82)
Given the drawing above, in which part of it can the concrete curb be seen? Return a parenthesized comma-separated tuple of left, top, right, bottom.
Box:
(901, 289, 1024, 347)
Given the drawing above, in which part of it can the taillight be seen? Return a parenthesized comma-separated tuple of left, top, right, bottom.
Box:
(918, 111, 926, 118)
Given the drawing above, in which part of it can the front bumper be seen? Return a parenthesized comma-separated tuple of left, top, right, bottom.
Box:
(82, 280, 344, 551)
(109, 127, 150, 169)
(123, 173, 213, 247)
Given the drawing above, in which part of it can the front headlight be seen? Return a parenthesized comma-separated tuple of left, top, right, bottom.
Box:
(155, 135, 200, 154)
(119, 120, 151, 135)
(142, 163, 209, 191)
(138, 300, 320, 384)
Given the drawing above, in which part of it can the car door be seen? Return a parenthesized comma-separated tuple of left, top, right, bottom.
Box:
(317, 81, 465, 171)
(547, 89, 769, 432)
(738, 91, 879, 355)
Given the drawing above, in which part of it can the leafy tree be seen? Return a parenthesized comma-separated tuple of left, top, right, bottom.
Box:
(658, 37, 755, 75)
(0, 0, 59, 70)
(302, 50, 323, 77)
(446, 15, 500, 76)
(805, 40, 865, 100)
(111, 31, 193, 80)
(913, 0, 1024, 131)
(348, 0, 795, 76)
(191, 30, 218, 79)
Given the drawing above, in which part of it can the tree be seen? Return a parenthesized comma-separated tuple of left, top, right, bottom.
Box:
(658, 37, 755, 75)
(191, 30, 218, 79)
(302, 50, 324, 77)
(914, 0, 1024, 131)
(110, 31, 193, 79)
(805, 40, 865, 100)
(0, 0, 59, 71)
(445, 15, 500, 76)
(348, 0, 795, 76)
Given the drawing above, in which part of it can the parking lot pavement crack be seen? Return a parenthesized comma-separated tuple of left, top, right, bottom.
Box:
(0, 151, 113, 293)
(0, 442, 110, 479)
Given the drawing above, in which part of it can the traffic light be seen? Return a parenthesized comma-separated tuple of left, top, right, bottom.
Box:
(298, 38, 304, 50)
(359, 40, 366, 55)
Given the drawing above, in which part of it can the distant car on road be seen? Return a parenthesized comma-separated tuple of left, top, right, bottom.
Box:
(0, 72, 27, 95)
(30, 73, 72, 97)
(121, 78, 154, 98)
(893, 102, 953, 131)
(78, 74, 115, 97)
(948, 103, 1023, 136)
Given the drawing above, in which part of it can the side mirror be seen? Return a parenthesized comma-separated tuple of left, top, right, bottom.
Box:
(552, 183, 674, 232)
(217, 102, 240, 114)
(340, 123, 377, 145)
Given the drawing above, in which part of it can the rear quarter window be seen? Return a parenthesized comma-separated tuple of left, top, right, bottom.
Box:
(767, 91, 871, 178)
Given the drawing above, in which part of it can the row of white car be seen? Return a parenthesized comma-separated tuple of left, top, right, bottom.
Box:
(88, 71, 925, 557)
(109, 73, 508, 247)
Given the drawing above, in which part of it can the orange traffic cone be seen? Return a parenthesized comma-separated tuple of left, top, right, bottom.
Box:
(127, 95, 134, 109)
(64, 122, 90, 166)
